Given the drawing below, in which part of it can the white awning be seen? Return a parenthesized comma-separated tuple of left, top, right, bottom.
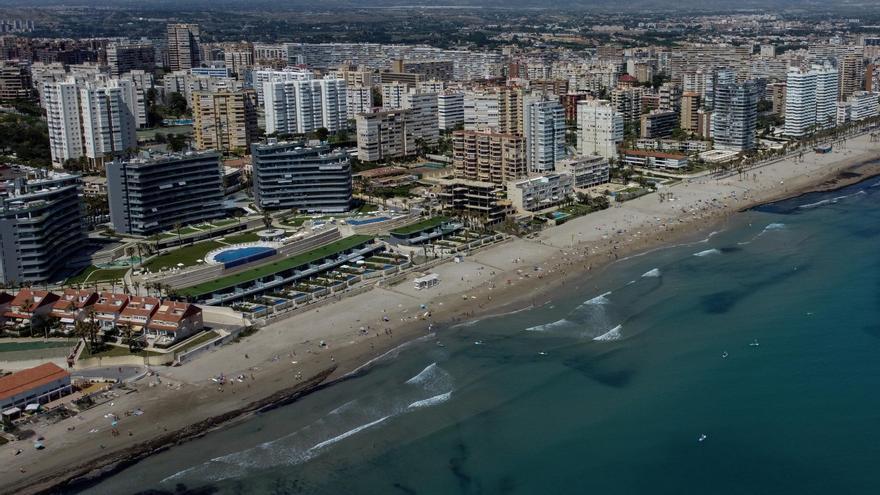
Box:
(60, 318, 75, 324)
(2, 407, 21, 416)
(25, 403, 40, 412)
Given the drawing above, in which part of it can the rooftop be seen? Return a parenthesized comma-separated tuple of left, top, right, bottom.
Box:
(0, 363, 69, 402)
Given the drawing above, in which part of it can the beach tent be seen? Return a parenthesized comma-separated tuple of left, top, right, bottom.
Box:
(24, 403, 40, 413)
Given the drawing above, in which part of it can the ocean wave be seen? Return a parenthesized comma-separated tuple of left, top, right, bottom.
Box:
(763, 222, 785, 232)
(344, 333, 436, 377)
(408, 391, 452, 409)
(593, 324, 623, 342)
(311, 416, 391, 451)
(693, 248, 721, 257)
(526, 318, 571, 332)
(798, 199, 832, 209)
(584, 291, 612, 305)
(406, 362, 438, 385)
(641, 268, 661, 278)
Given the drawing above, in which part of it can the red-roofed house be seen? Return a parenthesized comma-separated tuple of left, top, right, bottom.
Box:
(147, 302, 204, 345)
(50, 289, 99, 333)
(617, 74, 639, 88)
(0, 363, 72, 412)
(2, 290, 60, 330)
(118, 296, 161, 332)
(91, 292, 130, 331)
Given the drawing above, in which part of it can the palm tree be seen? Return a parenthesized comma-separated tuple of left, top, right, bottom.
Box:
(133, 281, 141, 297)
(174, 223, 183, 246)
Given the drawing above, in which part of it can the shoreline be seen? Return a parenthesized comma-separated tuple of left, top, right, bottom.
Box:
(3, 135, 880, 495)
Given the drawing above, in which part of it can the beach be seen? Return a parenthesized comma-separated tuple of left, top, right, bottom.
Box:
(3, 132, 879, 495)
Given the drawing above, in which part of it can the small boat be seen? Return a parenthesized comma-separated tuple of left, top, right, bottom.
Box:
(698, 434, 707, 443)
(474, 340, 484, 345)
(538, 351, 547, 356)
(749, 339, 760, 347)
(721, 351, 728, 358)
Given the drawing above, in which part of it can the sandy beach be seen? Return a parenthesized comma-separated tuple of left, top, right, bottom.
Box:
(2, 132, 879, 494)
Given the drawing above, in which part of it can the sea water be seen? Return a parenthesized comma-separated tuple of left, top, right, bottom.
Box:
(85, 178, 880, 494)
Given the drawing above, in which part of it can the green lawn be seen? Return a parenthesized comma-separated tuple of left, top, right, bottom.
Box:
(355, 203, 379, 213)
(66, 266, 130, 285)
(390, 216, 449, 235)
(179, 235, 374, 297)
(80, 344, 161, 359)
(0, 340, 76, 352)
(222, 231, 261, 244)
(143, 241, 224, 271)
(210, 218, 238, 227)
(176, 330, 220, 352)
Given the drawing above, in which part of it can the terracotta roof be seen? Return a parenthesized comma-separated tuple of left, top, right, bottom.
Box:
(92, 292, 129, 315)
(618, 74, 639, 83)
(10, 290, 58, 312)
(152, 302, 201, 323)
(0, 363, 70, 402)
(120, 296, 161, 319)
(54, 290, 98, 310)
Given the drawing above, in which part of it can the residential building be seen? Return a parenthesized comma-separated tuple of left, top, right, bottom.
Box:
(622, 149, 689, 169)
(712, 81, 758, 152)
(561, 93, 588, 123)
(576, 100, 624, 160)
(434, 178, 511, 225)
(507, 173, 574, 213)
(659, 83, 682, 113)
(222, 43, 254, 79)
(192, 89, 259, 154)
(437, 92, 464, 131)
(0, 61, 32, 102)
(263, 77, 348, 135)
(838, 53, 865, 101)
(403, 91, 439, 146)
(556, 155, 610, 189)
(49, 289, 98, 332)
(640, 110, 678, 139)
(784, 65, 839, 137)
(680, 92, 701, 132)
(452, 130, 527, 185)
(356, 109, 414, 162)
(347, 85, 373, 119)
(769, 82, 787, 115)
(0, 168, 87, 284)
(167, 23, 201, 71)
(91, 292, 129, 331)
(106, 151, 225, 235)
(106, 41, 155, 77)
(253, 141, 352, 212)
(849, 91, 879, 122)
(611, 87, 643, 124)
(146, 301, 204, 343)
(463, 88, 525, 134)
(0, 363, 72, 411)
(117, 296, 160, 333)
(1, 289, 60, 330)
(523, 97, 566, 173)
(381, 81, 411, 110)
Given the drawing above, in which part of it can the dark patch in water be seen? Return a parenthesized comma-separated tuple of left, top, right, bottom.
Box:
(862, 325, 880, 339)
(393, 482, 419, 494)
(132, 483, 219, 494)
(448, 441, 479, 493)
(562, 349, 636, 388)
(719, 246, 741, 254)
(701, 290, 741, 314)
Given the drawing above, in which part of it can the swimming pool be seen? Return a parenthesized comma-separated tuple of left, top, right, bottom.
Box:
(213, 246, 277, 268)
(347, 216, 390, 226)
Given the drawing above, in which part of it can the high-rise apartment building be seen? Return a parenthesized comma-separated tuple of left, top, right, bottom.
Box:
(347, 85, 373, 119)
(222, 43, 254, 79)
(523, 98, 566, 173)
(166, 23, 201, 71)
(576, 100, 624, 160)
(251, 68, 315, 105)
(452, 130, 527, 185)
(680, 92, 701, 132)
(106, 151, 224, 235)
(263, 78, 348, 135)
(712, 81, 758, 151)
(784, 65, 839, 137)
(356, 109, 414, 162)
(106, 42, 155, 77)
(192, 89, 258, 154)
(0, 168, 87, 284)
(403, 91, 439, 146)
(837, 53, 865, 102)
(252, 141, 352, 212)
(463, 88, 524, 134)
(381, 81, 411, 110)
(43, 77, 138, 169)
(0, 61, 32, 102)
(438, 92, 464, 131)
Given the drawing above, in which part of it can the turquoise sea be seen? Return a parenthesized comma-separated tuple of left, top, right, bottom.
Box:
(85, 177, 880, 495)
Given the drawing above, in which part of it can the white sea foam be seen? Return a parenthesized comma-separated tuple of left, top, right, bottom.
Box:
(408, 391, 452, 409)
(798, 199, 831, 209)
(641, 268, 661, 278)
(693, 248, 721, 257)
(344, 333, 435, 377)
(406, 363, 438, 385)
(310, 416, 391, 451)
(584, 291, 612, 305)
(593, 324, 623, 342)
(526, 318, 571, 332)
(763, 222, 785, 231)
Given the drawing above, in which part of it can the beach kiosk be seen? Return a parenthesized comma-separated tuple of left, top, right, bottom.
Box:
(414, 273, 440, 290)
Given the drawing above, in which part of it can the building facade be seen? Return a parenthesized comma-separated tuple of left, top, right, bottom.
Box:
(356, 109, 414, 162)
(252, 141, 353, 212)
(166, 23, 201, 71)
(192, 89, 259, 154)
(712, 82, 758, 152)
(576, 100, 624, 160)
(263, 77, 348, 135)
(106, 151, 225, 235)
(452, 130, 527, 185)
(523, 98, 566, 173)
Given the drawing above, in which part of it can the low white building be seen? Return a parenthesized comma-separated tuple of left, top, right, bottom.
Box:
(507, 173, 574, 213)
(0, 363, 72, 411)
(556, 155, 610, 189)
(622, 150, 689, 170)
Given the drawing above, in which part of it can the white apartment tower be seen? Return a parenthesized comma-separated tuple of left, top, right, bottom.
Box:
(784, 65, 839, 137)
(403, 91, 439, 145)
(576, 100, 624, 160)
(438, 92, 464, 131)
(263, 78, 348, 135)
(347, 85, 373, 119)
(523, 97, 567, 173)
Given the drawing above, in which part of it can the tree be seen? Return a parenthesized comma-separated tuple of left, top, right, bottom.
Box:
(314, 127, 330, 142)
(167, 92, 188, 116)
(262, 210, 272, 229)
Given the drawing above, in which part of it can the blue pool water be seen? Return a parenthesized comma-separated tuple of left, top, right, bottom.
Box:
(347, 216, 389, 226)
(214, 246, 276, 268)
